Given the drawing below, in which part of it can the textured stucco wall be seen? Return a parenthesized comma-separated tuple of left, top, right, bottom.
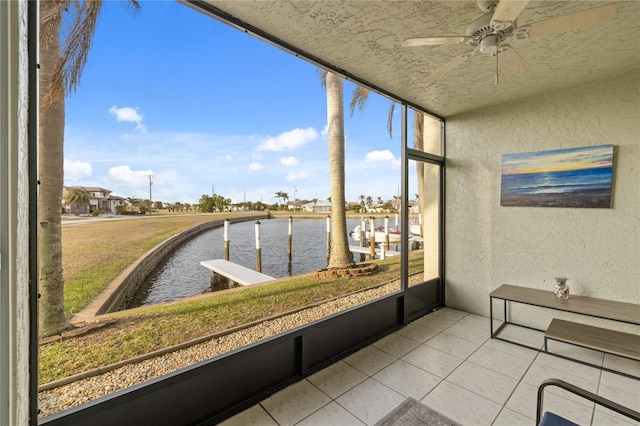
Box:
(445, 70, 639, 330)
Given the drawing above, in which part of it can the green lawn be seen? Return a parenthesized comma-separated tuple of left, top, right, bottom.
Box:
(42, 212, 421, 384)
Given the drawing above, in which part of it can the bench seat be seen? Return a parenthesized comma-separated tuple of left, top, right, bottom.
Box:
(545, 318, 640, 360)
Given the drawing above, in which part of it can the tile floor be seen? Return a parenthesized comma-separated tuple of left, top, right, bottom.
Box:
(220, 308, 640, 426)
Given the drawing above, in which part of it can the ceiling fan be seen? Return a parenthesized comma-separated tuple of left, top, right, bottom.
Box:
(402, 0, 618, 84)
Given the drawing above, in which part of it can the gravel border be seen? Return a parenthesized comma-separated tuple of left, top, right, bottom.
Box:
(38, 275, 425, 418)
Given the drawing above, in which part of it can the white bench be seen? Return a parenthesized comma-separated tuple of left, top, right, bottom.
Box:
(200, 259, 275, 287)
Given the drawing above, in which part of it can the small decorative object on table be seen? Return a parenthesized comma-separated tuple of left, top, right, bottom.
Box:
(554, 277, 569, 299)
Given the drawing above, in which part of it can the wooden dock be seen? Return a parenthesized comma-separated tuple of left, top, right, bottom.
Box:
(200, 259, 275, 288)
(348, 245, 401, 259)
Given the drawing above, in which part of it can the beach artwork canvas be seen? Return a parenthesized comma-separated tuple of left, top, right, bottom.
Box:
(501, 145, 614, 208)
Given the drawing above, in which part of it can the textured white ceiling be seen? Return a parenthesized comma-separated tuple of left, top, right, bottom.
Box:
(187, 1, 640, 118)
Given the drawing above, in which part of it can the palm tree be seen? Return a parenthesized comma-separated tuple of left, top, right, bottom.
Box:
(323, 72, 354, 269)
(350, 86, 427, 230)
(274, 191, 285, 206)
(126, 196, 140, 213)
(64, 186, 90, 214)
(38, 0, 139, 337)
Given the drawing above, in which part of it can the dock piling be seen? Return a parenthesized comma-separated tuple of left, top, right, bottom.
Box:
(359, 217, 366, 262)
(369, 217, 376, 259)
(255, 220, 262, 273)
(223, 219, 230, 261)
(384, 215, 390, 249)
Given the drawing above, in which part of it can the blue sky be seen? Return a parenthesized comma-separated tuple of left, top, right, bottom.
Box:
(63, 1, 405, 205)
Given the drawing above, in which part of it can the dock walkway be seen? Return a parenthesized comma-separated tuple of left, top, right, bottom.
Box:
(200, 259, 275, 287)
(348, 245, 401, 258)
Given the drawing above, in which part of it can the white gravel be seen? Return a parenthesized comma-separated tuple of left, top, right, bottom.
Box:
(38, 276, 424, 418)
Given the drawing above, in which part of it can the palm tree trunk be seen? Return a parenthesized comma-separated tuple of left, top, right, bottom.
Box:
(326, 72, 354, 269)
(38, 0, 67, 336)
(414, 113, 425, 237)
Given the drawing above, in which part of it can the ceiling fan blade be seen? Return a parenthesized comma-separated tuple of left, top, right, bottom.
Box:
(491, 0, 530, 30)
(497, 46, 529, 76)
(402, 36, 471, 47)
(424, 49, 476, 84)
(523, 3, 617, 39)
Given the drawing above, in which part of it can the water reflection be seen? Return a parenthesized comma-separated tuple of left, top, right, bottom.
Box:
(130, 218, 364, 307)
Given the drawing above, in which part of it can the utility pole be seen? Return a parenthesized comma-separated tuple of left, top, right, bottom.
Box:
(147, 174, 154, 214)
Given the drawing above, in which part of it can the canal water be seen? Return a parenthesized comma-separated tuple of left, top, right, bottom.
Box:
(129, 217, 369, 307)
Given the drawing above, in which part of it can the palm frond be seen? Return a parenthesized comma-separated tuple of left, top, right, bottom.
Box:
(349, 86, 369, 117)
(387, 102, 396, 138)
(43, 0, 140, 104)
(318, 68, 328, 88)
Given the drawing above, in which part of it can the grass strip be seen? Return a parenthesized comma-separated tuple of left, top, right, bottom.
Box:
(61, 213, 261, 319)
(40, 255, 423, 384)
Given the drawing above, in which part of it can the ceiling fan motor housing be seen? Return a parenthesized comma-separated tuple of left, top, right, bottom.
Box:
(467, 11, 515, 47)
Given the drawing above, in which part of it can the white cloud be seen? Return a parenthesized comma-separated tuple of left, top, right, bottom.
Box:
(106, 165, 153, 186)
(365, 150, 396, 163)
(258, 127, 318, 152)
(249, 162, 263, 171)
(285, 170, 310, 182)
(225, 154, 233, 162)
(64, 159, 92, 181)
(280, 156, 298, 166)
(321, 124, 329, 141)
(108, 105, 147, 133)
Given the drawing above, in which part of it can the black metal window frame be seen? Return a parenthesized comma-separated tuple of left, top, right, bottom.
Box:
(33, 2, 447, 424)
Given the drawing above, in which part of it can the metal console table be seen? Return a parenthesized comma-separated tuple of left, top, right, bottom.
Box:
(489, 284, 640, 378)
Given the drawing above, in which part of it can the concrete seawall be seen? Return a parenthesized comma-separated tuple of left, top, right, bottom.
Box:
(71, 214, 268, 322)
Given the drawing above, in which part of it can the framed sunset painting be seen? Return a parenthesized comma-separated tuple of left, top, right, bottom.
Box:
(501, 145, 614, 208)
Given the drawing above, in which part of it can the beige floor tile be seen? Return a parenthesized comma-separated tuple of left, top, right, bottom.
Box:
(336, 378, 405, 426)
(446, 361, 519, 405)
(597, 371, 640, 423)
(444, 320, 491, 345)
(534, 352, 602, 383)
(593, 408, 640, 425)
(395, 322, 441, 343)
(401, 344, 464, 378)
(544, 340, 604, 367)
(523, 359, 600, 404)
(307, 361, 368, 399)
(296, 401, 365, 426)
(343, 346, 397, 376)
(372, 332, 421, 358)
(373, 359, 442, 400)
(483, 337, 539, 362)
(468, 343, 535, 379)
(505, 381, 539, 419)
(458, 313, 502, 333)
(413, 314, 456, 331)
(495, 324, 545, 349)
(492, 408, 535, 426)
(261, 380, 331, 426)
(421, 380, 502, 425)
(424, 331, 482, 359)
(219, 404, 278, 426)
(431, 307, 468, 322)
(603, 354, 640, 378)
